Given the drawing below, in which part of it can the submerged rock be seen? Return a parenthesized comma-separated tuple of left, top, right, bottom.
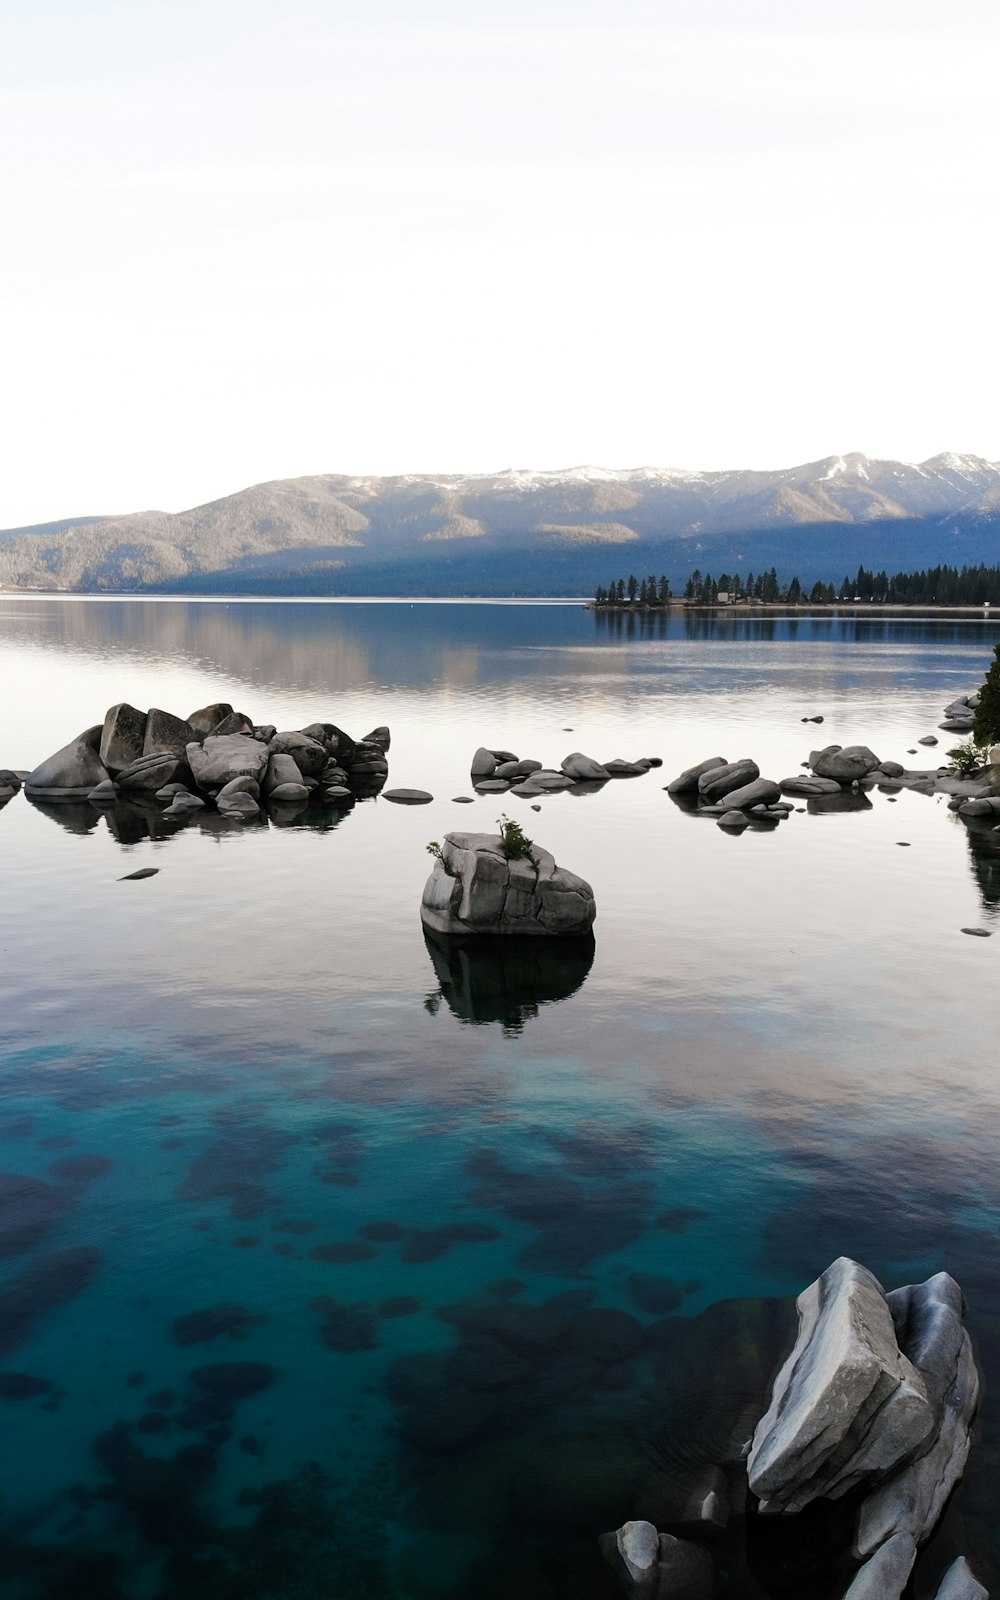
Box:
(842, 1531, 916, 1599)
(420, 832, 596, 938)
(934, 1556, 989, 1599)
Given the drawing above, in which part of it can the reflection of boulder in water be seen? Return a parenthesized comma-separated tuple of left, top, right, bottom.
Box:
(960, 814, 1000, 913)
(423, 930, 594, 1032)
(24, 796, 100, 835)
(806, 791, 873, 816)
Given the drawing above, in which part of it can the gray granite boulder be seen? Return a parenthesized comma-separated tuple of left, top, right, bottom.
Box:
(420, 832, 596, 938)
(855, 1275, 979, 1557)
(934, 1557, 989, 1599)
(211, 710, 255, 737)
(471, 747, 497, 778)
(99, 702, 147, 772)
(698, 759, 760, 801)
(522, 770, 575, 791)
(87, 779, 118, 803)
(495, 759, 542, 779)
(600, 1522, 713, 1598)
(361, 724, 391, 751)
(666, 757, 728, 795)
(348, 740, 389, 776)
(843, 1531, 917, 1600)
(718, 810, 748, 829)
(561, 752, 611, 781)
(262, 753, 305, 795)
(267, 782, 309, 803)
(748, 1257, 934, 1514)
(216, 775, 260, 802)
(0, 768, 23, 795)
(25, 728, 109, 799)
(118, 752, 191, 793)
(723, 777, 782, 810)
(216, 790, 261, 818)
(143, 708, 198, 757)
(267, 731, 327, 777)
(187, 701, 235, 736)
(187, 734, 270, 792)
(383, 788, 433, 804)
(811, 745, 882, 783)
(605, 758, 651, 776)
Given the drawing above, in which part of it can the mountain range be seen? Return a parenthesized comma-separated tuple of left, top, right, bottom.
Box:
(1, 452, 999, 596)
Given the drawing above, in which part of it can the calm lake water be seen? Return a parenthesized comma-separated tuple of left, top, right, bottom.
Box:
(1, 598, 999, 1600)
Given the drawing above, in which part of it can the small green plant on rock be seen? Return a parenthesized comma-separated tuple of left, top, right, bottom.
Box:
(497, 814, 539, 869)
(948, 740, 986, 776)
(426, 840, 460, 879)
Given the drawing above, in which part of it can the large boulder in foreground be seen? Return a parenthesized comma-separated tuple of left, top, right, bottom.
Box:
(25, 727, 109, 799)
(748, 1257, 935, 1514)
(420, 832, 596, 938)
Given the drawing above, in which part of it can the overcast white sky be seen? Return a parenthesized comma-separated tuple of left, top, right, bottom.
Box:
(2, 0, 998, 526)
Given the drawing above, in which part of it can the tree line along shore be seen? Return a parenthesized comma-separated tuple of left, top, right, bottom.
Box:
(592, 562, 1000, 609)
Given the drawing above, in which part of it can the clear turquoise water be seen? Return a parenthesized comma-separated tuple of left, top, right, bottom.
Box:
(0, 599, 999, 1598)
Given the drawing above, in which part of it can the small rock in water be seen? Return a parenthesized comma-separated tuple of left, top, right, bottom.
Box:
(382, 789, 433, 805)
(119, 867, 159, 881)
(896, 842, 911, 847)
(919, 735, 939, 746)
(531, 804, 541, 811)
(961, 928, 991, 938)
(452, 796, 475, 803)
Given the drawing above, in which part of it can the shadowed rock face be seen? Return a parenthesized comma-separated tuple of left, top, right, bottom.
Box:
(420, 832, 596, 939)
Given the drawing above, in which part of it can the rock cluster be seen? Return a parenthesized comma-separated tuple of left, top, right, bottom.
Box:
(748, 1258, 982, 1599)
(420, 831, 596, 938)
(666, 756, 793, 829)
(940, 693, 979, 733)
(470, 747, 659, 799)
(20, 701, 390, 821)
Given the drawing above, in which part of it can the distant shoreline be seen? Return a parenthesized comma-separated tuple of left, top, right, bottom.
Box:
(0, 590, 997, 617)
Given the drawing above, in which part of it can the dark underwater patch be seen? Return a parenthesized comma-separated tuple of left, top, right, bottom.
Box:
(0, 1246, 101, 1359)
(171, 1304, 269, 1346)
(628, 1272, 684, 1315)
(401, 1222, 501, 1263)
(47, 1154, 113, 1183)
(358, 1220, 407, 1242)
(308, 1242, 377, 1264)
(0, 1171, 75, 1255)
(0, 1372, 54, 1400)
(311, 1296, 378, 1352)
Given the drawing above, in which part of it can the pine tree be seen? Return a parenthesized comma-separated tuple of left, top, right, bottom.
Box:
(658, 575, 671, 603)
(627, 574, 638, 602)
(974, 643, 1000, 746)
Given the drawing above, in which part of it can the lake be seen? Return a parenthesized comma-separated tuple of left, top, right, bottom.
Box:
(1, 598, 999, 1600)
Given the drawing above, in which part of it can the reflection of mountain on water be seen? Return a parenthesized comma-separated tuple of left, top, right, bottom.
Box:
(423, 930, 594, 1035)
(960, 814, 1000, 915)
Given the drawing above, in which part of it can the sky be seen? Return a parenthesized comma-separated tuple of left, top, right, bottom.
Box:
(2, 0, 998, 527)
